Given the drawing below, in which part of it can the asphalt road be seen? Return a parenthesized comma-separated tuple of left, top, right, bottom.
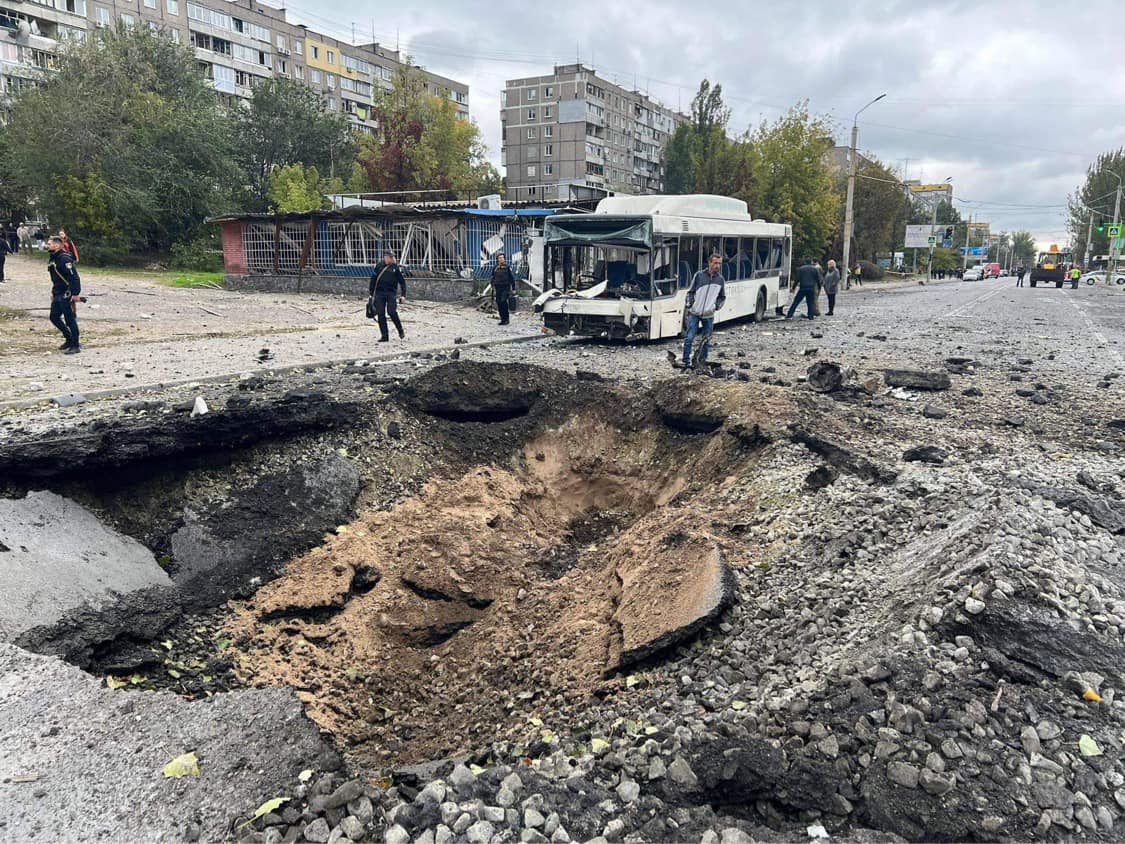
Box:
(473, 275, 1125, 393)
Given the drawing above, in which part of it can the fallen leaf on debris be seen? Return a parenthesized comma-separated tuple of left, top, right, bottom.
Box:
(591, 738, 610, 753)
(250, 797, 289, 822)
(1084, 688, 1104, 703)
(298, 769, 314, 783)
(162, 751, 200, 779)
(1079, 735, 1103, 756)
(105, 676, 127, 690)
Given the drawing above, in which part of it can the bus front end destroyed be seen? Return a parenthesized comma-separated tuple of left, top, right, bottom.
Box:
(536, 194, 791, 340)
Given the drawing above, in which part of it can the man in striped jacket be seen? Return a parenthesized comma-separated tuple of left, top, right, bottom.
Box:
(681, 253, 726, 367)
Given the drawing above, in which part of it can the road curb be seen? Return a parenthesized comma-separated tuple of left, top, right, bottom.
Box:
(0, 331, 547, 412)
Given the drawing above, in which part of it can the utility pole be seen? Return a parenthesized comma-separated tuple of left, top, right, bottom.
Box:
(928, 195, 938, 274)
(1109, 181, 1122, 286)
(1085, 214, 1094, 269)
(842, 93, 886, 278)
(963, 214, 972, 273)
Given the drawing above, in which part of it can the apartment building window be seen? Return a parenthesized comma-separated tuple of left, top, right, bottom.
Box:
(544, 86, 553, 98)
(526, 108, 535, 121)
(121, 14, 135, 28)
(543, 106, 552, 119)
(144, 0, 156, 8)
(95, 6, 110, 25)
(169, 28, 180, 42)
(527, 88, 536, 101)
(295, 40, 303, 55)
(58, 0, 87, 13)
(294, 65, 303, 80)
(166, 0, 179, 13)
(326, 50, 335, 64)
(326, 74, 335, 89)
(310, 69, 321, 84)
(544, 164, 553, 176)
(544, 144, 553, 157)
(526, 127, 536, 139)
(211, 64, 235, 93)
(543, 126, 553, 138)
(527, 165, 536, 178)
(311, 45, 319, 59)
(276, 35, 287, 52)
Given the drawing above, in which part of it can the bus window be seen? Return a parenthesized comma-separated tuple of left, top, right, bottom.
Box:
(702, 236, 722, 266)
(738, 238, 754, 279)
(652, 239, 678, 297)
(679, 236, 701, 288)
(755, 238, 771, 276)
(769, 238, 783, 270)
(722, 237, 739, 280)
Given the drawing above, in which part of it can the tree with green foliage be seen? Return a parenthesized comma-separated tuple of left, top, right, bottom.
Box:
(1009, 230, 1036, 267)
(235, 77, 355, 211)
(266, 164, 341, 213)
(359, 61, 496, 198)
(1068, 148, 1124, 264)
(663, 80, 733, 195)
(736, 104, 838, 262)
(929, 247, 960, 272)
(847, 154, 909, 263)
(1, 23, 235, 259)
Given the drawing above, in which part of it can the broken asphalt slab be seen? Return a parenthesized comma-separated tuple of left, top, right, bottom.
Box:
(0, 642, 341, 844)
(0, 492, 177, 658)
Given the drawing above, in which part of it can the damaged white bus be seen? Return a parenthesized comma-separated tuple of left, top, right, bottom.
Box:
(534, 195, 791, 341)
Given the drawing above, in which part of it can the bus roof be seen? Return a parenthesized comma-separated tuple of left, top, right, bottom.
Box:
(595, 194, 751, 220)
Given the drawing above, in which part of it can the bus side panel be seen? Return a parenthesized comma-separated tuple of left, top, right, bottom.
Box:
(655, 292, 687, 338)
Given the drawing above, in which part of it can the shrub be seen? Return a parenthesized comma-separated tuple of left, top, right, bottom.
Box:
(857, 260, 884, 280)
(170, 232, 223, 272)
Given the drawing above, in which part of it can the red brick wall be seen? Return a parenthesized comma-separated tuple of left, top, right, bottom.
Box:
(220, 221, 247, 274)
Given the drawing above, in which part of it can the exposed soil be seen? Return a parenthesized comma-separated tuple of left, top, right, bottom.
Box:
(224, 369, 796, 766)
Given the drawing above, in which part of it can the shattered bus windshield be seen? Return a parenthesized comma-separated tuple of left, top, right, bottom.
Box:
(545, 241, 679, 298)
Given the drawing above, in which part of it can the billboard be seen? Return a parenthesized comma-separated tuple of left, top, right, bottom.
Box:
(906, 224, 956, 249)
(959, 246, 988, 257)
(904, 224, 934, 248)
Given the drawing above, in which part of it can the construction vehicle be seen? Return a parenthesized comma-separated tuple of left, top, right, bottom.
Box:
(1029, 244, 1072, 288)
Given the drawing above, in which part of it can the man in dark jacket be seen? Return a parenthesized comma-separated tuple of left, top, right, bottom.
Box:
(369, 251, 407, 342)
(491, 252, 516, 325)
(46, 235, 82, 353)
(785, 258, 821, 320)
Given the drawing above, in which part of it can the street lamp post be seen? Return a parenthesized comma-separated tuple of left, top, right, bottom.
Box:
(842, 93, 886, 278)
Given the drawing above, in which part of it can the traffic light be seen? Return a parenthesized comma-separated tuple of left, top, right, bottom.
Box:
(945, 226, 954, 240)
(1097, 219, 1106, 233)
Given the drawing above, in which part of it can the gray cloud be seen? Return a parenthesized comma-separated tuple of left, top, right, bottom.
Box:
(287, 0, 1122, 248)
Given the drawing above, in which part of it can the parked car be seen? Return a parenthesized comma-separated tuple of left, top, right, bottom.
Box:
(1079, 270, 1125, 286)
(963, 266, 985, 281)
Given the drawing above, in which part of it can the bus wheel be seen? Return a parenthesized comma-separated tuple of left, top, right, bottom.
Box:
(753, 288, 767, 322)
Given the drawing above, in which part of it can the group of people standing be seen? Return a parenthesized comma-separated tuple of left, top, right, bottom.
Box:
(784, 258, 860, 320)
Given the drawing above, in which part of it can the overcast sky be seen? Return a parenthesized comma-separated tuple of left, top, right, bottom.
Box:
(284, 0, 1123, 251)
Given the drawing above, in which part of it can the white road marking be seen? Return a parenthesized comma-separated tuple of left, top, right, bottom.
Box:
(1068, 297, 1124, 368)
(942, 284, 1007, 319)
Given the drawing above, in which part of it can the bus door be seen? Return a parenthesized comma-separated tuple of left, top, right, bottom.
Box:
(654, 236, 698, 337)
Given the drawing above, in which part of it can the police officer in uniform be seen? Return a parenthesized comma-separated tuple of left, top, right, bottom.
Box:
(46, 235, 82, 353)
(491, 252, 516, 325)
(369, 251, 407, 342)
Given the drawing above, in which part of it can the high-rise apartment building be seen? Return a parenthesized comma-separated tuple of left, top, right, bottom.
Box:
(500, 64, 686, 202)
(0, 0, 469, 133)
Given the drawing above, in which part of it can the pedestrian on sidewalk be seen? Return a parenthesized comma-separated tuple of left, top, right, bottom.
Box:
(823, 259, 840, 315)
(369, 251, 407, 342)
(786, 258, 821, 321)
(46, 235, 82, 353)
(1016, 266, 1026, 287)
(491, 252, 516, 326)
(681, 253, 726, 365)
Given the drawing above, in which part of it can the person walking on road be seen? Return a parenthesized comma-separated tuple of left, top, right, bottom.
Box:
(369, 251, 407, 342)
(681, 253, 726, 366)
(1070, 265, 1081, 289)
(46, 235, 82, 353)
(849, 263, 863, 289)
(823, 259, 841, 316)
(786, 258, 821, 321)
(0, 225, 11, 282)
(1016, 266, 1026, 287)
(491, 252, 516, 326)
